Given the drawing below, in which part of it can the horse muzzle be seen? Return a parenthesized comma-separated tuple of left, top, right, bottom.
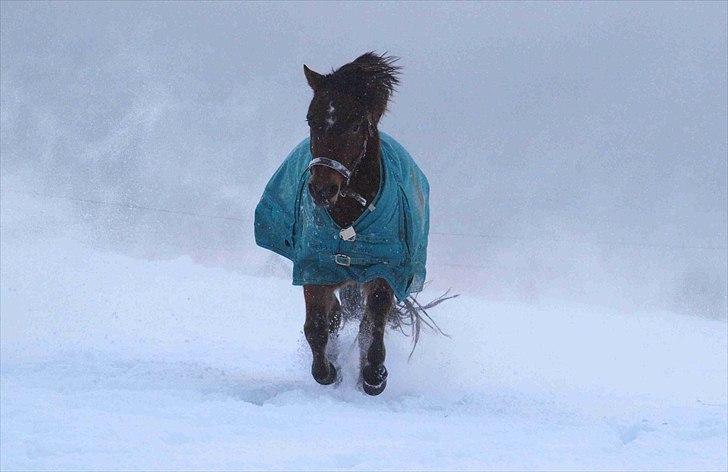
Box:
(308, 179, 340, 207)
(308, 157, 350, 207)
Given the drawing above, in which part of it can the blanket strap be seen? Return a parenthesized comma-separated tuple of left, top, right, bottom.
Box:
(318, 253, 395, 267)
(333, 254, 388, 267)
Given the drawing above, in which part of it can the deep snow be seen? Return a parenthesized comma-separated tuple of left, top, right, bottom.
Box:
(1, 192, 726, 470)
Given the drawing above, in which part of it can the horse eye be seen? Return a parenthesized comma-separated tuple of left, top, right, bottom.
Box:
(350, 122, 360, 133)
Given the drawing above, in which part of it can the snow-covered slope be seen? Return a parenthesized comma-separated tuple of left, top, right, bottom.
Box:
(1, 194, 726, 470)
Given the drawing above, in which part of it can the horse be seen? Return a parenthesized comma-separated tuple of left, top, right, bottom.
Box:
(255, 52, 440, 395)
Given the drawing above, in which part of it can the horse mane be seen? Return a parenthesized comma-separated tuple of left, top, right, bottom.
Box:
(325, 52, 402, 122)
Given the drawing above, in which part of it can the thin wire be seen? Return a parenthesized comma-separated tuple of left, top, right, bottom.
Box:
(2, 189, 246, 223)
(3, 188, 725, 252)
(430, 231, 726, 251)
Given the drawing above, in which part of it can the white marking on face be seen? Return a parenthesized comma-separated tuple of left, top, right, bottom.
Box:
(326, 101, 336, 130)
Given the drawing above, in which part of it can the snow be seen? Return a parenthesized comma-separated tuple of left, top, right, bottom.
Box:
(1, 192, 726, 470)
(1, 3, 726, 468)
(327, 101, 336, 130)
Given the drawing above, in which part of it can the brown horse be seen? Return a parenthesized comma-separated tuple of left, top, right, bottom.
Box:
(302, 52, 401, 395)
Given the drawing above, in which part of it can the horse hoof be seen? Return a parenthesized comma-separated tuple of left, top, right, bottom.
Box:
(312, 361, 338, 386)
(362, 377, 387, 396)
(361, 364, 388, 396)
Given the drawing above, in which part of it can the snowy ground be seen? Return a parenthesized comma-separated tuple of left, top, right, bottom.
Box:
(1, 193, 726, 470)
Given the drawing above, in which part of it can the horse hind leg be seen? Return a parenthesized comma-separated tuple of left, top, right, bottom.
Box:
(359, 278, 393, 396)
(303, 285, 339, 385)
(339, 282, 364, 322)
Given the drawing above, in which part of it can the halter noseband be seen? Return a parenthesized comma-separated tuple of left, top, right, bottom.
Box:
(308, 157, 353, 181)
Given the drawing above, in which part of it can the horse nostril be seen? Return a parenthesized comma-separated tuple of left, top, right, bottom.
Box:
(322, 184, 338, 200)
(308, 182, 338, 203)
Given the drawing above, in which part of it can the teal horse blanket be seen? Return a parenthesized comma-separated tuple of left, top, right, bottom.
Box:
(254, 132, 429, 301)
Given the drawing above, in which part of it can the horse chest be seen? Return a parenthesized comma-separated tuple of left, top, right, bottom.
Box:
(328, 200, 365, 229)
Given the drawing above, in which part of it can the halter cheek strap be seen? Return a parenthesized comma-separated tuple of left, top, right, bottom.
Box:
(339, 187, 367, 206)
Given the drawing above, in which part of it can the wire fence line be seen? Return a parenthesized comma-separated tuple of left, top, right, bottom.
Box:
(3, 188, 726, 253)
(3, 189, 248, 223)
(429, 231, 726, 251)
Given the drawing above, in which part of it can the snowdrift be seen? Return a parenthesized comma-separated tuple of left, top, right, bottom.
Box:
(1, 192, 726, 470)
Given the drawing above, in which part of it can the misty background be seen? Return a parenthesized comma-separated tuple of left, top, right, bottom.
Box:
(1, 1, 726, 318)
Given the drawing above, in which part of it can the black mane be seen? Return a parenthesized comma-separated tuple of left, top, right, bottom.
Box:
(324, 52, 401, 121)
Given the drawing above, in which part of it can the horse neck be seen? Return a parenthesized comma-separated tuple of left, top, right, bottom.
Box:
(350, 130, 381, 198)
(329, 131, 381, 228)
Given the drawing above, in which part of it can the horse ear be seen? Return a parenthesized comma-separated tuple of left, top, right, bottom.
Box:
(303, 64, 324, 91)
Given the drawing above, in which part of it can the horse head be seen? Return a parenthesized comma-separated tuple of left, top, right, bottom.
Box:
(303, 52, 400, 208)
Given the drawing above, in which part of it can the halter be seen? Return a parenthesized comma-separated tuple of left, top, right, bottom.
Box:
(308, 156, 353, 181)
(307, 118, 372, 206)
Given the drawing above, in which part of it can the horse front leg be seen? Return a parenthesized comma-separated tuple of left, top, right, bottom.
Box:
(359, 278, 393, 395)
(303, 284, 338, 385)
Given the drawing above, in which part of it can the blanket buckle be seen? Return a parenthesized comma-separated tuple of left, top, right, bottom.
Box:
(339, 226, 356, 241)
(334, 254, 351, 266)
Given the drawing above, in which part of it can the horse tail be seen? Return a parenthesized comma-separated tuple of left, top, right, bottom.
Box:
(388, 290, 458, 360)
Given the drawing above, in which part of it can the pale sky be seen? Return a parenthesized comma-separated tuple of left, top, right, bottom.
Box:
(1, 1, 725, 317)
